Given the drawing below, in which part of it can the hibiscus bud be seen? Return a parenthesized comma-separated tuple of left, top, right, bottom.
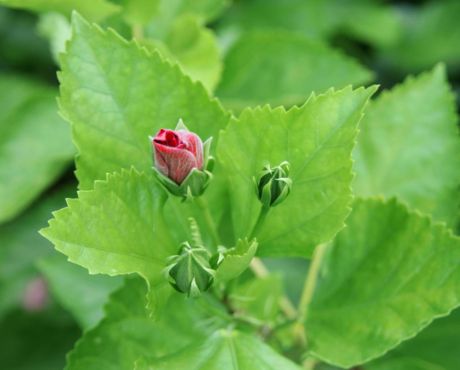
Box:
(151, 119, 213, 199)
(255, 161, 292, 208)
(166, 242, 215, 297)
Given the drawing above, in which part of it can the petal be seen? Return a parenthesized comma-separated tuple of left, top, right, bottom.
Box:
(176, 130, 204, 169)
(154, 142, 198, 184)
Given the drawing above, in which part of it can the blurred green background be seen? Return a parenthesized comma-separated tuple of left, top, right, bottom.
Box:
(0, 0, 459, 369)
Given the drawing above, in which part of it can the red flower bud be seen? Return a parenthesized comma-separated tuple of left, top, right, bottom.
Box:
(152, 127, 203, 184)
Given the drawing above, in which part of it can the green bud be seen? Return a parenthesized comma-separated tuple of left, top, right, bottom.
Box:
(255, 161, 292, 208)
(166, 242, 215, 297)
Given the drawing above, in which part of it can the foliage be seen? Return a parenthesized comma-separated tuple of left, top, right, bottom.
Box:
(1, 1, 460, 370)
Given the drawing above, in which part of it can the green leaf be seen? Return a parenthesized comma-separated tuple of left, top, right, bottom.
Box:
(40, 169, 177, 313)
(230, 275, 283, 325)
(66, 277, 225, 370)
(0, 184, 74, 318)
(305, 198, 460, 368)
(218, 86, 376, 257)
(0, 309, 80, 370)
(0, 74, 74, 223)
(118, 0, 228, 28)
(354, 65, 460, 227)
(162, 14, 222, 92)
(38, 12, 72, 64)
(60, 13, 229, 190)
(368, 308, 460, 370)
(379, 2, 460, 72)
(143, 14, 222, 92)
(38, 254, 123, 330)
(215, 238, 258, 282)
(218, 0, 399, 47)
(0, 0, 119, 21)
(141, 329, 301, 370)
(216, 31, 373, 109)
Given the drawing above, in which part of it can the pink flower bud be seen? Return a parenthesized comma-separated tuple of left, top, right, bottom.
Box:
(22, 277, 48, 312)
(152, 128, 203, 184)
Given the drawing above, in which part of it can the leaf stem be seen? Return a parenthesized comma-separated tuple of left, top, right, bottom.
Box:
(294, 243, 328, 346)
(195, 196, 221, 247)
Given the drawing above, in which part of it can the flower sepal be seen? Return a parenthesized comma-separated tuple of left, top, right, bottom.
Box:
(152, 158, 213, 200)
(165, 242, 215, 298)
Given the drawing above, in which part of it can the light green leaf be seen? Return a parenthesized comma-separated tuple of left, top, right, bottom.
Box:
(0, 0, 119, 21)
(66, 277, 226, 370)
(38, 254, 123, 330)
(305, 198, 460, 368)
(0, 74, 74, 223)
(354, 65, 460, 227)
(144, 14, 222, 92)
(40, 169, 177, 312)
(0, 184, 74, 318)
(142, 329, 301, 370)
(379, 2, 460, 72)
(218, 86, 376, 257)
(38, 12, 72, 63)
(230, 275, 283, 325)
(116, 0, 159, 27)
(215, 238, 258, 282)
(368, 308, 460, 370)
(60, 13, 229, 190)
(216, 31, 373, 109)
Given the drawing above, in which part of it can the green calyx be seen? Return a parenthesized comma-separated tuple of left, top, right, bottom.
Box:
(153, 137, 214, 201)
(255, 161, 292, 208)
(165, 241, 216, 297)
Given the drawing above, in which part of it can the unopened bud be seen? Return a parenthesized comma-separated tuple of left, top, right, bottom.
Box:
(166, 242, 215, 297)
(151, 119, 214, 200)
(255, 161, 292, 208)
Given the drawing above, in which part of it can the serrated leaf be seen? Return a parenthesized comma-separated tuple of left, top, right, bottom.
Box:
(215, 238, 258, 282)
(141, 329, 301, 370)
(59, 13, 229, 190)
(216, 31, 373, 109)
(0, 184, 74, 319)
(0, 0, 119, 21)
(40, 169, 178, 313)
(354, 65, 460, 227)
(217, 86, 376, 257)
(66, 277, 225, 370)
(38, 254, 123, 330)
(0, 74, 74, 223)
(368, 308, 460, 370)
(305, 198, 460, 368)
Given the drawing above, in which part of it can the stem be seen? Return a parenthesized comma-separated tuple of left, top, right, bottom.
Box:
(294, 243, 328, 346)
(195, 196, 221, 247)
(249, 205, 270, 239)
(248, 204, 297, 320)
